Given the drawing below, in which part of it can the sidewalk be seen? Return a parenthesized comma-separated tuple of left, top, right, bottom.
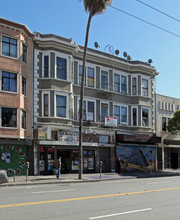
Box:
(1, 170, 180, 187)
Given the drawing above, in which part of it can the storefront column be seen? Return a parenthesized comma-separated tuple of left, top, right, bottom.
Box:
(111, 147, 115, 172)
(95, 147, 100, 173)
(162, 146, 165, 170)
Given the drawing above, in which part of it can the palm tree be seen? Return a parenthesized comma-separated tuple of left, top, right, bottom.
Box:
(79, 0, 112, 179)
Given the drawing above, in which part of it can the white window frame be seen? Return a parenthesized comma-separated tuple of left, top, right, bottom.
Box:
(113, 72, 120, 93)
(121, 74, 128, 95)
(121, 104, 128, 125)
(78, 61, 96, 88)
(141, 76, 150, 97)
(0, 106, 18, 129)
(100, 101, 109, 122)
(55, 52, 70, 81)
(54, 91, 69, 118)
(21, 109, 26, 130)
(77, 97, 96, 122)
(113, 104, 121, 124)
(1, 34, 19, 59)
(141, 106, 150, 127)
(131, 106, 138, 126)
(0, 70, 18, 94)
(42, 52, 50, 78)
(131, 75, 138, 96)
(42, 91, 50, 117)
(100, 67, 109, 91)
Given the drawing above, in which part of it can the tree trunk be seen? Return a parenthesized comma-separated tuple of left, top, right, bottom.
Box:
(79, 10, 93, 179)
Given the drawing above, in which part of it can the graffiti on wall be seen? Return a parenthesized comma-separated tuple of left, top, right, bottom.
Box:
(0, 145, 27, 176)
(116, 146, 156, 172)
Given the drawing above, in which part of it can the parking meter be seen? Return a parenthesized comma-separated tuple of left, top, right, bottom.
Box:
(26, 161, 29, 182)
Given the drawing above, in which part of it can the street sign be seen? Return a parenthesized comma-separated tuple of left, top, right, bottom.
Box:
(105, 116, 117, 127)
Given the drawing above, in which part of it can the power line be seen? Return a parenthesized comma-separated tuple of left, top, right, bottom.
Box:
(136, 0, 180, 23)
(108, 5, 180, 38)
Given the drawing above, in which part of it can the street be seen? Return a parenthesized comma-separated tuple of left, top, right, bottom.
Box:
(1, 176, 180, 220)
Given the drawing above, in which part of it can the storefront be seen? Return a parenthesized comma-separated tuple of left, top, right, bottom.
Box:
(157, 140, 180, 170)
(116, 134, 161, 172)
(38, 146, 95, 175)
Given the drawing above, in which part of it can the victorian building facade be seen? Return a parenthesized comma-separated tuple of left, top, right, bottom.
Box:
(33, 33, 160, 175)
(0, 18, 34, 175)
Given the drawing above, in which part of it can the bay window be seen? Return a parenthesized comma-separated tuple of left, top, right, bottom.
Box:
(56, 57, 67, 80)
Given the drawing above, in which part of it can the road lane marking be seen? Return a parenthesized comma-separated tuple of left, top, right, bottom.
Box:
(1, 186, 180, 209)
(89, 208, 152, 219)
(31, 189, 74, 194)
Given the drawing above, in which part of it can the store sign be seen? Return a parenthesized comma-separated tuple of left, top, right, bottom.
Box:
(116, 134, 161, 144)
(38, 127, 51, 140)
(58, 131, 79, 145)
(105, 116, 117, 127)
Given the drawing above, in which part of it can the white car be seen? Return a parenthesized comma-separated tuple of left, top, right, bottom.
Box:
(0, 169, 8, 184)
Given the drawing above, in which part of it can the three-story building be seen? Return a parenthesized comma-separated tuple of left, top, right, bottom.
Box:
(33, 33, 160, 175)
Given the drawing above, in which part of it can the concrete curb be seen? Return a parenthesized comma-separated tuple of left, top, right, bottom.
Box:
(1, 172, 180, 187)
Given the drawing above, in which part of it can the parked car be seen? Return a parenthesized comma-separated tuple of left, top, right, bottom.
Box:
(0, 169, 8, 184)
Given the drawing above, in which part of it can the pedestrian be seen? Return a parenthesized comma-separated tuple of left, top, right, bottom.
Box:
(56, 157, 61, 179)
(116, 157, 121, 174)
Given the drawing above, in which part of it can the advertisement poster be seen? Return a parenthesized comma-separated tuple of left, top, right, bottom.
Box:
(0, 144, 27, 176)
(72, 160, 79, 170)
(116, 146, 156, 172)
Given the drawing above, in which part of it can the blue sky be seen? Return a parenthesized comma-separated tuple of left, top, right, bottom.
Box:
(1, 0, 180, 98)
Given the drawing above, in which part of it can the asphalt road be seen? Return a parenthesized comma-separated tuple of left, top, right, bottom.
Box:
(1, 176, 180, 220)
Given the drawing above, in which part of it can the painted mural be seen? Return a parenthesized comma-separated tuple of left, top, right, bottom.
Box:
(0, 145, 27, 176)
(116, 146, 156, 172)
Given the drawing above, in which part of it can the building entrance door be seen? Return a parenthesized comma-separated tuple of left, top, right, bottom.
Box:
(57, 150, 70, 174)
(171, 148, 178, 169)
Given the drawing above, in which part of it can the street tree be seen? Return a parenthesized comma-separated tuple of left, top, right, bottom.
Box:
(79, 0, 112, 179)
(167, 110, 180, 134)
